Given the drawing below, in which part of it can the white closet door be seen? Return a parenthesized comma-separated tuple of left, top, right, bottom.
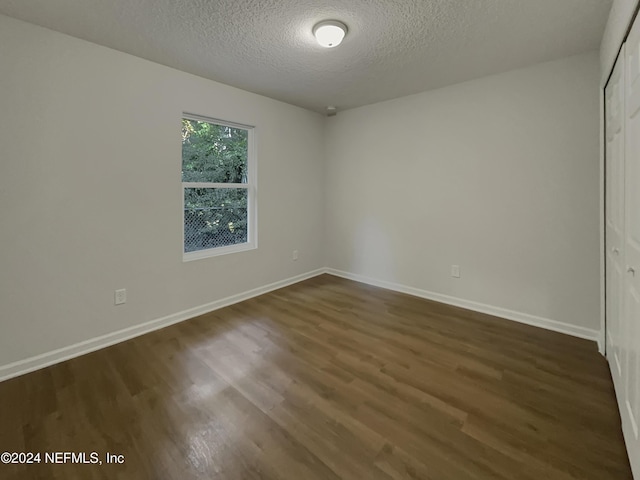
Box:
(606, 46, 626, 385)
(623, 13, 640, 477)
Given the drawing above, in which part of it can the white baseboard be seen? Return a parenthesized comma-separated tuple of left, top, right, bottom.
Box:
(325, 268, 600, 343)
(0, 269, 326, 382)
(598, 333, 606, 355)
(0, 267, 602, 382)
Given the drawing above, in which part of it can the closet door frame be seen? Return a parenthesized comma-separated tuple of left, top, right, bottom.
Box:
(603, 6, 640, 477)
(602, 1, 640, 357)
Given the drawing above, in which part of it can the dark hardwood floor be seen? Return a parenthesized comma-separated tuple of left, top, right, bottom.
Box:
(0, 274, 632, 479)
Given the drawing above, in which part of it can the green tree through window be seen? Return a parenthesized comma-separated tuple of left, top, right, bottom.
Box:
(182, 116, 254, 255)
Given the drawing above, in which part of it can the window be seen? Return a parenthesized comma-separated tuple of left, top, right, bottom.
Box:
(182, 114, 256, 260)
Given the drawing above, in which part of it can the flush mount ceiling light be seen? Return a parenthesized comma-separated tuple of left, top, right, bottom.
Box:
(313, 20, 347, 48)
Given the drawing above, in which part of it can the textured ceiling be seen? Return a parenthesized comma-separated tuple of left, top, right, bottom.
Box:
(0, 0, 612, 113)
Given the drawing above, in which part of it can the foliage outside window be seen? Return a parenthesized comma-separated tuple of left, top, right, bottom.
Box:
(182, 114, 256, 259)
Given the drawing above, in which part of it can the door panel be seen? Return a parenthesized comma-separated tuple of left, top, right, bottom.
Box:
(623, 14, 640, 476)
(606, 47, 625, 384)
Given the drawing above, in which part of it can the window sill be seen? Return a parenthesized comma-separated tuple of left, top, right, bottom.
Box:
(183, 242, 256, 262)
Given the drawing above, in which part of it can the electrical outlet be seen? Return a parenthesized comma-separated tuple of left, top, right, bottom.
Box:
(293, 250, 299, 261)
(115, 289, 127, 305)
(451, 265, 460, 278)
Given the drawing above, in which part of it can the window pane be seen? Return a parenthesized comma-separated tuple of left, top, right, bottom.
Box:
(182, 119, 248, 183)
(184, 188, 248, 252)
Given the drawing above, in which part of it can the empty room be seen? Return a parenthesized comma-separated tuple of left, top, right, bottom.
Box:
(0, 0, 639, 479)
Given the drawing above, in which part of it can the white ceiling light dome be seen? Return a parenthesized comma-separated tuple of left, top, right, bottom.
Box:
(313, 20, 347, 48)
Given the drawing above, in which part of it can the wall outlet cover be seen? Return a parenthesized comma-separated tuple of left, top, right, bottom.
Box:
(115, 289, 127, 305)
(451, 265, 460, 278)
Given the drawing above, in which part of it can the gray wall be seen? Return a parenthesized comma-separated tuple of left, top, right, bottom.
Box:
(325, 52, 601, 332)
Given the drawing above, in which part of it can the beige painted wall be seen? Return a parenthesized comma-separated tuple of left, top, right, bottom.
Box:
(325, 52, 601, 331)
(0, 15, 326, 367)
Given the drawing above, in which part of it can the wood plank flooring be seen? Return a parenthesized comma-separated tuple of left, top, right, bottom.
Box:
(0, 274, 632, 479)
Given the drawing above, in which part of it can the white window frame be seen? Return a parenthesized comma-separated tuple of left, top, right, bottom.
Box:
(182, 113, 257, 261)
